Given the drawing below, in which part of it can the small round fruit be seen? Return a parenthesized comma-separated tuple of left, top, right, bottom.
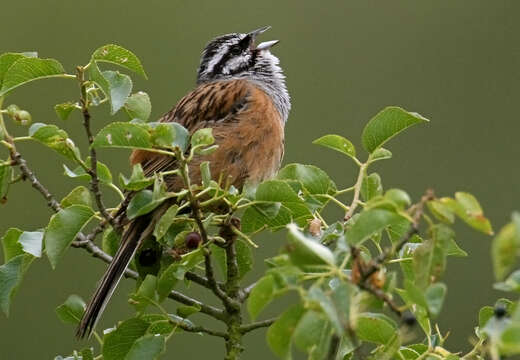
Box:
(6, 104, 20, 117)
(185, 231, 202, 249)
(14, 110, 32, 126)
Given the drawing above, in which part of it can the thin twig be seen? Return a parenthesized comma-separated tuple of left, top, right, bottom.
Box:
(239, 318, 277, 334)
(344, 163, 367, 221)
(172, 321, 228, 339)
(77, 66, 116, 229)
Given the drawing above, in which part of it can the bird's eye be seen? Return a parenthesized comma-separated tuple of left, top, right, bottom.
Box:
(230, 46, 242, 55)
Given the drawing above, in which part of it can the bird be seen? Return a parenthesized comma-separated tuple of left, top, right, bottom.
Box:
(76, 26, 291, 338)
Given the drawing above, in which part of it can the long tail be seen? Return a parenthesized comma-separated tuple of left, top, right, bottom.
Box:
(76, 217, 153, 339)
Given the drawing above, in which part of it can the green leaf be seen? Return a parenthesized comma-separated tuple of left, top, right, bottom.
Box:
(157, 249, 204, 299)
(55, 294, 85, 324)
(0, 253, 34, 315)
(494, 270, 520, 292)
(130, 275, 157, 312)
(292, 311, 332, 360)
(102, 318, 149, 360)
(0, 53, 26, 87)
(54, 102, 78, 120)
(1, 228, 23, 262)
(361, 106, 429, 153)
(0, 164, 12, 202)
(146, 320, 174, 336)
(346, 209, 407, 245)
(501, 326, 520, 353)
(44, 205, 95, 269)
(312, 134, 356, 159)
(286, 223, 335, 268)
(191, 128, 215, 148)
(247, 275, 275, 321)
(81, 348, 94, 360)
(479, 306, 494, 328)
(242, 180, 312, 233)
(102, 227, 120, 257)
(92, 122, 152, 149)
(63, 160, 112, 185)
(126, 189, 172, 220)
(92, 44, 147, 78)
(307, 285, 344, 336)
(28, 123, 80, 161)
(277, 163, 336, 195)
(18, 231, 43, 258)
(403, 280, 429, 310)
(153, 205, 179, 240)
(149, 122, 189, 151)
(0, 57, 66, 96)
(60, 186, 92, 208)
(427, 200, 455, 224)
(356, 312, 397, 344)
(177, 304, 201, 318)
(369, 148, 392, 162)
(441, 193, 493, 235)
(492, 222, 519, 280)
(267, 304, 305, 360)
(124, 92, 151, 121)
(125, 334, 165, 360)
(102, 70, 133, 114)
(425, 282, 447, 317)
(120, 163, 154, 191)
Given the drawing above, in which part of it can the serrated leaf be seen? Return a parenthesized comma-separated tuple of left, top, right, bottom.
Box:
(267, 304, 305, 360)
(102, 70, 133, 114)
(441, 194, 493, 235)
(120, 163, 154, 191)
(124, 92, 151, 121)
(0, 253, 34, 316)
(425, 282, 447, 317)
(312, 134, 356, 159)
(369, 147, 392, 162)
(292, 311, 332, 360)
(102, 227, 120, 257)
(157, 249, 204, 299)
(361, 107, 428, 153)
(28, 123, 80, 161)
(0, 57, 66, 96)
(0, 53, 26, 87)
(277, 163, 336, 196)
(126, 190, 172, 220)
(18, 231, 43, 258)
(191, 128, 214, 148)
(153, 205, 179, 240)
(92, 122, 152, 149)
(44, 205, 95, 269)
(1, 228, 23, 262)
(63, 161, 112, 185)
(60, 186, 92, 208)
(247, 275, 275, 321)
(287, 223, 335, 268)
(356, 312, 397, 344)
(55, 294, 85, 324)
(346, 209, 407, 245)
(102, 318, 149, 360)
(54, 102, 78, 120)
(125, 334, 165, 360)
(92, 44, 147, 78)
(492, 222, 520, 281)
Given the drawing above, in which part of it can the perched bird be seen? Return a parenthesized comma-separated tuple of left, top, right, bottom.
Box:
(76, 26, 291, 338)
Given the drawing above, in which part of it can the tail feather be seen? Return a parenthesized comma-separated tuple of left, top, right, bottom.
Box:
(76, 217, 152, 339)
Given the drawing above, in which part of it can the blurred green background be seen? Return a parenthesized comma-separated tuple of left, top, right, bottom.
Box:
(1, 0, 519, 358)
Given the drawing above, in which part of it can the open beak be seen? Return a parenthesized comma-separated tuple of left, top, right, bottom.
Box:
(248, 26, 279, 51)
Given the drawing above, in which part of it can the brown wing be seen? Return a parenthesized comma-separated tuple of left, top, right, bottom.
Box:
(130, 79, 284, 190)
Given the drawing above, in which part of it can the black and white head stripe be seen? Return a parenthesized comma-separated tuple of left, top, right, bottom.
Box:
(195, 27, 291, 123)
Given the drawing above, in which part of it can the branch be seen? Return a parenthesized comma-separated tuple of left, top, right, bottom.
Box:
(344, 162, 367, 221)
(172, 320, 228, 339)
(239, 318, 277, 334)
(177, 152, 239, 311)
(77, 66, 116, 229)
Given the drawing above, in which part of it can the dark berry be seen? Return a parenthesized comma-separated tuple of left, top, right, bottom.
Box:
(494, 305, 507, 318)
(185, 231, 202, 249)
(402, 312, 416, 326)
(138, 248, 159, 266)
